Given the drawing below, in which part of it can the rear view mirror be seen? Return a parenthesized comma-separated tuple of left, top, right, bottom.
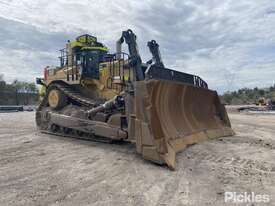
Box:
(36, 78, 44, 85)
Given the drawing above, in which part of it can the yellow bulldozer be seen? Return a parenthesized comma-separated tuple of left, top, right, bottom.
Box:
(36, 29, 234, 169)
(255, 97, 267, 106)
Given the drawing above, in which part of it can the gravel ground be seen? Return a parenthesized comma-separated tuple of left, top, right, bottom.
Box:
(0, 111, 274, 206)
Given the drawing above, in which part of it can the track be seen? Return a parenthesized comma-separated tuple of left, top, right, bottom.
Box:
(36, 82, 104, 141)
(53, 83, 96, 107)
(40, 129, 114, 143)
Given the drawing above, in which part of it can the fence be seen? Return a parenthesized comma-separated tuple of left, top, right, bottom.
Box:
(0, 91, 38, 105)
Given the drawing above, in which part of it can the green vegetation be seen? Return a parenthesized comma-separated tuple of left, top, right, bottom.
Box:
(0, 74, 38, 105)
(220, 85, 275, 105)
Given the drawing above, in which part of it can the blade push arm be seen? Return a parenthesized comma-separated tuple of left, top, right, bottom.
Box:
(116, 29, 144, 81)
(147, 40, 164, 68)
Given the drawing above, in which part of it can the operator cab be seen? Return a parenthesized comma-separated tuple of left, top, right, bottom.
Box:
(59, 34, 109, 80)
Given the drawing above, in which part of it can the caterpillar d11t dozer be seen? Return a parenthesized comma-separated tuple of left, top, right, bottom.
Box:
(36, 29, 234, 169)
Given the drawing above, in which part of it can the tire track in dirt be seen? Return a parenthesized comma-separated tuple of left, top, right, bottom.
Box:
(219, 135, 275, 150)
(186, 149, 275, 174)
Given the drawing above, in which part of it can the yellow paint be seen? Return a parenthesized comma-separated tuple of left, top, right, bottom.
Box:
(39, 85, 46, 97)
(69, 41, 108, 52)
(44, 55, 130, 101)
(80, 60, 131, 99)
(81, 46, 109, 51)
(48, 89, 59, 108)
(77, 35, 97, 43)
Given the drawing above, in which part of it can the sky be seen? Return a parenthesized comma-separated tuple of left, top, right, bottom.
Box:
(0, 0, 275, 93)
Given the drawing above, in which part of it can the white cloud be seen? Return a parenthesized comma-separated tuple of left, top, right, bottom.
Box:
(0, 0, 275, 93)
(0, 48, 57, 82)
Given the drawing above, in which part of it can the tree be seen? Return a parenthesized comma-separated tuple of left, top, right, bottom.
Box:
(0, 73, 4, 81)
(219, 85, 275, 105)
(26, 83, 37, 93)
(259, 89, 265, 96)
(0, 74, 5, 90)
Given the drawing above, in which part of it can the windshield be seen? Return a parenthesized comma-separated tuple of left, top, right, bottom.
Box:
(79, 50, 107, 79)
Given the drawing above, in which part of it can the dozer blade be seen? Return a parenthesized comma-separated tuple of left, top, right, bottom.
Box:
(134, 79, 234, 170)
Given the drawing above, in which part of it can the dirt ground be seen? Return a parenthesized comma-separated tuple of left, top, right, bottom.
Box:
(0, 110, 274, 206)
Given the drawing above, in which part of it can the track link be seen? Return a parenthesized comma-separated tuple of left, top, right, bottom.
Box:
(54, 83, 96, 107)
(36, 82, 111, 142)
(40, 129, 114, 143)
